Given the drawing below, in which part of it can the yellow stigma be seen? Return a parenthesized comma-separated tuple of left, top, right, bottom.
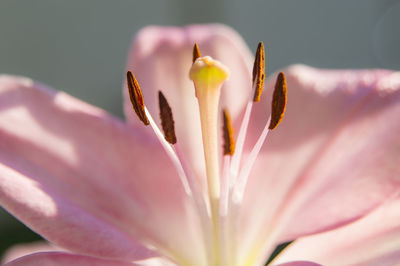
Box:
(190, 56, 230, 97)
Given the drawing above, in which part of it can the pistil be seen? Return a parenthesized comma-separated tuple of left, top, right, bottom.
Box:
(190, 55, 230, 264)
(189, 56, 230, 204)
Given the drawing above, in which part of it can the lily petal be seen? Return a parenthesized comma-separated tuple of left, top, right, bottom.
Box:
(272, 262, 321, 266)
(275, 195, 400, 266)
(1, 241, 60, 264)
(0, 75, 207, 264)
(5, 252, 172, 266)
(239, 66, 400, 262)
(124, 24, 253, 182)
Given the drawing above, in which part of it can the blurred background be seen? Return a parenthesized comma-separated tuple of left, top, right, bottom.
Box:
(0, 0, 399, 258)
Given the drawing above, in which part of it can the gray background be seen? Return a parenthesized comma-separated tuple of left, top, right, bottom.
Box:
(0, 0, 399, 257)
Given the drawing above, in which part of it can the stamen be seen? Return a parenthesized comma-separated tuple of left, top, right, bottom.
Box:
(252, 42, 265, 102)
(158, 91, 177, 144)
(127, 71, 192, 196)
(269, 72, 287, 130)
(193, 43, 202, 63)
(126, 71, 149, 125)
(222, 109, 235, 156)
(232, 72, 288, 203)
(230, 42, 265, 182)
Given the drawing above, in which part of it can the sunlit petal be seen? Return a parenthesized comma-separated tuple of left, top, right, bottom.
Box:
(0, 75, 206, 264)
(5, 252, 173, 266)
(239, 66, 400, 263)
(275, 195, 400, 265)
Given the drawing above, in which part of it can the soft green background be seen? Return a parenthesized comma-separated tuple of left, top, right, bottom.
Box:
(0, 0, 399, 258)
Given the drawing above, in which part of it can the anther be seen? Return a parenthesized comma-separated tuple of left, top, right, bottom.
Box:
(269, 72, 287, 130)
(252, 42, 266, 102)
(158, 91, 177, 144)
(193, 43, 201, 64)
(126, 71, 149, 125)
(222, 109, 235, 156)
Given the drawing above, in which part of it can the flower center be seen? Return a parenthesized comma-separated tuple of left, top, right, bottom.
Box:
(126, 42, 287, 266)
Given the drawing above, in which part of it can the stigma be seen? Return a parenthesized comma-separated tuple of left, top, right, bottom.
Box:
(190, 56, 230, 97)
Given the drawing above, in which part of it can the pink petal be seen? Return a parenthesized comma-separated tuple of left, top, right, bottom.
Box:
(275, 195, 400, 265)
(1, 241, 60, 264)
(272, 262, 321, 266)
(5, 252, 171, 266)
(124, 24, 253, 183)
(356, 251, 400, 266)
(239, 66, 400, 258)
(0, 75, 207, 263)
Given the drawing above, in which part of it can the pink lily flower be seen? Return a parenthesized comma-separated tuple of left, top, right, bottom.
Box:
(0, 24, 399, 266)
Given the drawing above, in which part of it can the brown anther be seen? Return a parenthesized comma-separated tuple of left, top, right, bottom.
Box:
(269, 72, 287, 130)
(193, 43, 202, 64)
(222, 109, 235, 156)
(252, 42, 266, 102)
(158, 91, 177, 144)
(127, 71, 149, 125)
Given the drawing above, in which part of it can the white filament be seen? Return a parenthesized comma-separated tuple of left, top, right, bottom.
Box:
(230, 100, 254, 186)
(232, 116, 271, 203)
(144, 108, 192, 196)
